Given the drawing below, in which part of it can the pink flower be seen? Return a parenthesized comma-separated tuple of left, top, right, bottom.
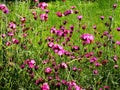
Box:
(113, 4, 117, 9)
(85, 52, 94, 58)
(12, 38, 19, 44)
(90, 57, 97, 63)
(1, 34, 6, 38)
(45, 67, 52, 74)
(6, 41, 11, 46)
(56, 11, 63, 17)
(28, 60, 36, 68)
(64, 10, 73, 16)
(41, 83, 50, 90)
(93, 70, 98, 75)
(117, 27, 120, 31)
(114, 65, 118, 69)
(8, 32, 14, 37)
(113, 55, 118, 61)
(38, 2, 48, 10)
(93, 25, 97, 29)
(34, 0, 38, 2)
(40, 13, 48, 21)
(9, 22, 16, 29)
(21, 17, 26, 23)
(0, 4, 9, 14)
(77, 15, 83, 20)
(60, 62, 67, 69)
(80, 34, 94, 44)
(116, 41, 120, 45)
(100, 16, 104, 20)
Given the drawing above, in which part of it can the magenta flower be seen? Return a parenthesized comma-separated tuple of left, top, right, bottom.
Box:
(40, 13, 48, 21)
(93, 25, 97, 29)
(8, 32, 14, 37)
(45, 67, 52, 74)
(0, 4, 9, 14)
(80, 33, 94, 44)
(114, 65, 118, 69)
(93, 70, 98, 75)
(113, 55, 118, 62)
(116, 41, 120, 45)
(41, 83, 50, 90)
(72, 46, 79, 51)
(64, 10, 73, 16)
(90, 57, 97, 63)
(28, 60, 36, 68)
(117, 27, 120, 31)
(60, 62, 67, 69)
(113, 4, 117, 9)
(85, 52, 94, 58)
(21, 17, 26, 23)
(77, 15, 83, 20)
(1, 34, 6, 38)
(100, 16, 104, 20)
(12, 38, 19, 44)
(9, 22, 16, 29)
(34, 0, 38, 2)
(56, 11, 63, 17)
(38, 2, 48, 10)
(6, 41, 11, 46)
(20, 64, 25, 69)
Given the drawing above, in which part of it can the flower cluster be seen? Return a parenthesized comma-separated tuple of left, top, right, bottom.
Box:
(80, 33, 94, 45)
(48, 42, 65, 56)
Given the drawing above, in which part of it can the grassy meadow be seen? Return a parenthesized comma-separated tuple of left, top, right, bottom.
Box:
(0, 0, 120, 90)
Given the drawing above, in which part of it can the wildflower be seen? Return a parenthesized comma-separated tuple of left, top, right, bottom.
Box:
(56, 11, 63, 17)
(100, 16, 104, 20)
(8, 32, 14, 37)
(12, 38, 19, 44)
(34, 65, 39, 70)
(109, 16, 112, 20)
(80, 34, 94, 44)
(71, 6, 76, 9)
(113, 55, 118, 62)
(20, 64, 25, 69)
(28, 60, 36, 68)
(45, 67, 52, 74)
(77, 15, 83, 20)
(93, 70, 98, 75)
(0, 4, 9, 14)
(104, 86, 110, 90)
(41, 83, 50, 90)
(40, 13, 48, 21)
(1, 34, 6, 38)
(114, 65, 118, 69)
(90, 57, 97, 63)
(117, 27, 120, 31)
(72, 46, 80, 51)
(72, 67, 77, 72)
(64, 10, 73, 16)
(9, 22, 16, 29)
(21, 17, 26, 23)
(35, 78, 44, 85)
(60, 62, 67, 69)
(93, 25, 97, 29)
(6, 41, 11, 46)
(94, 62, 101, 67)
(116, 41, 120, 45)
(113, 4, 117, 9)
(38, 2, 48, 10)
(34, 0, 38, 2)
(85, 52, 94, 58)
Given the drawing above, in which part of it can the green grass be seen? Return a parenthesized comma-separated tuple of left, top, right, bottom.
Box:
(0, 0, 120, 90)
